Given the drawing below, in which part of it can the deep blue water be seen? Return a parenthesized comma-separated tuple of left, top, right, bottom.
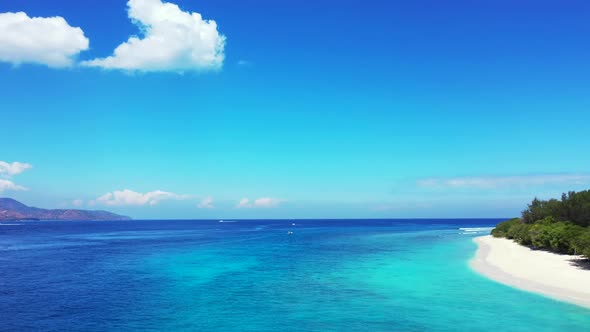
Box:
(1, 219, 589, 331)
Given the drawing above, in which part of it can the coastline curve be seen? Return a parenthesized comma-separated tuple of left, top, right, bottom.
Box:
(470, 235, 590, 309)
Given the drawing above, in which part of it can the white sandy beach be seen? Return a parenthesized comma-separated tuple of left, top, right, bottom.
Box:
(471, 235, 590, 309)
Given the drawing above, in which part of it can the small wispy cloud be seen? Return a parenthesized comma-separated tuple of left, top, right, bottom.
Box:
(0, 161, 32, 178)
(197, 196, 214, 209)
(236, 197, 282, 209)
(253, 197, 281, 208)
(0, 179, 27, 193)
(71, 199, 84, 207)
(236, 198, 250, 208)
(417, 174, 590, 189)
(94, 189, 190, 206)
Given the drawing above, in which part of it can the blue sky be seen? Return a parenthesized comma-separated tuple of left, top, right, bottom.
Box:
(1, 0, 589, 219)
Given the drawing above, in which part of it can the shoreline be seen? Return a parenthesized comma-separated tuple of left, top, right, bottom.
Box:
(470, 235, 590, 309)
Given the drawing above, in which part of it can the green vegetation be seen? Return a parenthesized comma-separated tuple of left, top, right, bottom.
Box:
(491, 190, 590, 257)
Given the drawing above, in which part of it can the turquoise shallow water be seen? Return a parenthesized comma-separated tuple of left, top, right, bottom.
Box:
(1, 219, 589, 331)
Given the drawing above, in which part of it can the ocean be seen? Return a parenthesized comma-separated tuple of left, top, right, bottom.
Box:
(1, 219, 589, 331)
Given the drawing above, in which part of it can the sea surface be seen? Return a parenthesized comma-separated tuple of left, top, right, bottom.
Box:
(1, 219, 589, 331)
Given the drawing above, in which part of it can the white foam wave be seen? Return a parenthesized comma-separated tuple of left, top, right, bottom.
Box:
(459, 227, 494, 232)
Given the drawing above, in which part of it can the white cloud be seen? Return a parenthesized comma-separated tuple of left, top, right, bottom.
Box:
(253, 197, 281, 208)
(0, 161, 31, 193)
(72, 199, 84, 207)
(0, 12, 89, 68)
(95, 189, 189, 206)
(0, 161, 32, 178)
(417, 174, 590, 189)
(83, 0, 225, 72)
(197, 196, 214, 209)
(236, 198, 251, 208)
(0, 179, 27, 193)
(236, 197, 282, 209)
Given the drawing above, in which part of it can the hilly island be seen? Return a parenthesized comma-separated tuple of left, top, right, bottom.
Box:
(0, 198, 130, 221)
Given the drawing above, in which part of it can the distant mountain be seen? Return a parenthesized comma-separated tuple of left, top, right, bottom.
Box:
(0, 198, 131, 221)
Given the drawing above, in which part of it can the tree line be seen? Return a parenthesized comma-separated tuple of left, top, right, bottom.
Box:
(491, 190, 590, 257)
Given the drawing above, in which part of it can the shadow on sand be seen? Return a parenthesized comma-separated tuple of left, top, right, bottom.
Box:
(569, 258, 590, 270)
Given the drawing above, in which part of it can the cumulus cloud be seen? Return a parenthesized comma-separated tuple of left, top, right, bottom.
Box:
(0, 12, 89, 67)
(197, 196, 214, 209)
(0, 179, 27, 193)
(417, 174, 590, 189)
(83, 0, 225, 72)
(95, 189, 188, 206)
(236, 197, 282, 209)
(0, 161, 32, 177)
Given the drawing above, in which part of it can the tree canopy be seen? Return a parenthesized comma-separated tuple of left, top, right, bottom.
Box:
(521, 190, 590, 226)
(491, 190, 590, 257)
